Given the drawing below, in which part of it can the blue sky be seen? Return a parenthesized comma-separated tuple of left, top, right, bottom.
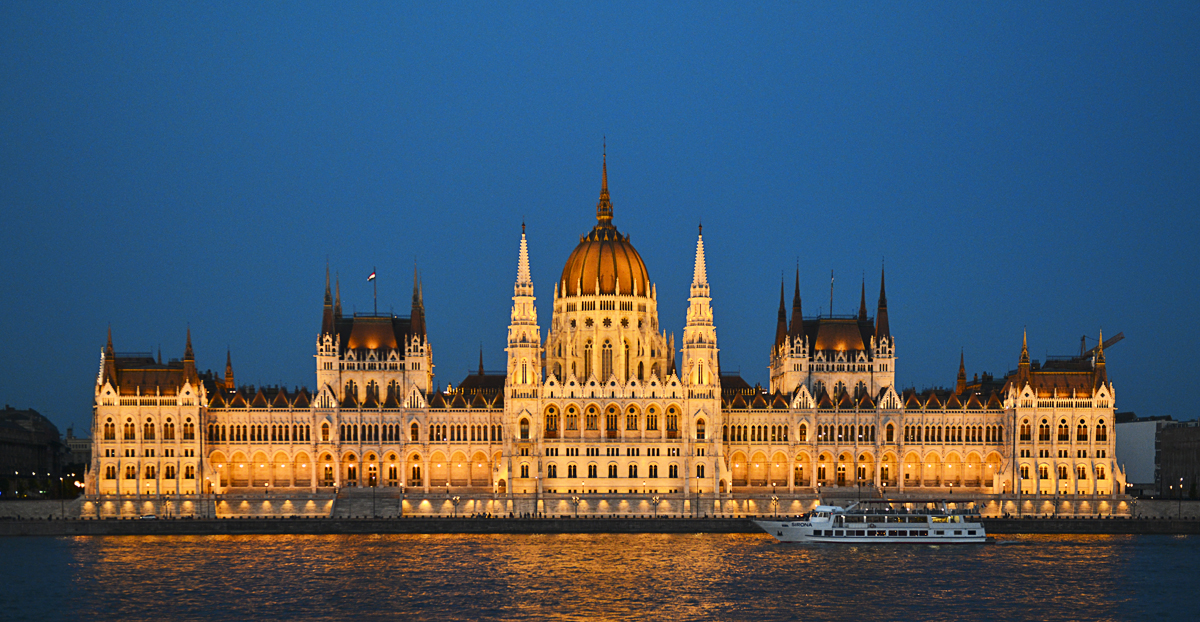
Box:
(2, 3, 1197, 433)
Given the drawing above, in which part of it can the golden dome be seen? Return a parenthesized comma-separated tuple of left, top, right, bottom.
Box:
(559, 155, 651, 297)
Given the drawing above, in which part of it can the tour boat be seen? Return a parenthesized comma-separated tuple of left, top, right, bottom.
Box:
(753, 499, 987, 544)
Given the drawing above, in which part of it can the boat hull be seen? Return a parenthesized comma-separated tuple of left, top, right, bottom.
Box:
(753, 520, 987, 544)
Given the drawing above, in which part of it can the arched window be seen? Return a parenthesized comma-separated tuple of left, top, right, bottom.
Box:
(601, 341, 613, 381)
(163, 420, 175, 440)
(566, 406, 579, 431)
(697, 464, 705, 479)
(1096, 420, 1108, 442)
(521, 359, 528, 384)
(1058, 465, 1068, 480)
(798, 423, 807, 442)
(1039, 465, 1049, 480)
(321, 423, 330, 442)
(520, 418, 530, 440)
(1097, 465, 1106, 480)
(1077, 419, 1088, 442)
(646, 407, 658, 430)
(628, 464, 638, 478)
(1057, 419, 1069, 442)
(1038, 420, 1050, 442)
(520, 464, 530, 478)
(143, 418, 155, 440)
(104, 418, 115, 440)
(583, 341, 593, 379)
(410, 422, 419, 442)
(626, 408, 638, 431)
(606, 407, 618, 432)
(546, 407, 559, 432)
(345, 380, 358, 402)
(1020, 420, 1031, 441)
(638, 361, 644, 381)
(567, 464, 577, 479)
(624, 342, 630, 382)
(696, 419, 706, 440)
(886, 423, 894, 443)
(1077, 465, 1087, 480)
(666, 407, 678, 433)
(547, 464, 557, 478)
(124, 419, 136, 440)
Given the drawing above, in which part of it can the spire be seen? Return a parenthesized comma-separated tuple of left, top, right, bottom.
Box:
(224, 349, 235, 391)
(1094, 328, 1108, 390)
(690, 226, 708, 294)
(184, 327, 194, 360)
(875, 265, 890, 340)
(106, 325, 114, 354)
(956, 350, 967, 395)
(788, 267, 803, 338)
(478, 345, 485, 376)
(411, 265, 426, 337)
(334, 275, 342, 319)
(774, 278, 788, 350)
(321, 265, 335, 335)
(183, 328, 197, 383)
(596, 142, 613, 227)
(515, 225, 533, 295)
(1017, 329, 1031, 384)
(858, 277, 868, 321)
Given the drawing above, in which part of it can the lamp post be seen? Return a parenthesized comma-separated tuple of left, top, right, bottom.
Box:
(59, 477, 64, 518)
(771, 495, 779, 517)
(572, 495, 580, 518)
(1179, 478, 1184, 518)
(452, 495, 461, 518)
(652, 495, 660, 518)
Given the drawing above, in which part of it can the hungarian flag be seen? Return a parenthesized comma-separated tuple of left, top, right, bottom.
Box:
(367, 271, 376, 281)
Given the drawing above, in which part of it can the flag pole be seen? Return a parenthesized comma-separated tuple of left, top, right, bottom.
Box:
(373, 265, 377, 315)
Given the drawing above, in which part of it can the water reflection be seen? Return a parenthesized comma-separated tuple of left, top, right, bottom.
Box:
(0, 533, 1189, 621)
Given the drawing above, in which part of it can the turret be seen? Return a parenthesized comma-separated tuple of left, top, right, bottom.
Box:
(875, 266, 890, 341)
(956, 350, 966, 395)
(858, 278, 868, 321)
(1094, 328, 1108, 391)
(1017, 329, 1031, 385)
(321, 264, 335, 335)
(774, 279, 788, 353)
(183, 328, 197, 384)
(788, 268, 803, 339)
(224, 349, 235, 392)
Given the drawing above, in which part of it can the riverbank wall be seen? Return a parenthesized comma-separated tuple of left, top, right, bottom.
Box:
(1, 515, 1199, 537)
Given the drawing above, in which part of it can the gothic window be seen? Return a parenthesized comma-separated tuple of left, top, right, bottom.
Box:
(628, 464, 638, 478)
(1097, 466, 1106, 480)
(646, 408, 658, 431)
(798, 423, 807, 442)
(638, 361, 644, 381)
(583, 341, 593, 379)
(1077, 465, 1087, 480)
(410, 422, 419, 442)
(185, 465, 195, 479)
(1096, 420, 1107, 442)
(164, 465, 176, 479)
(184, 419, 195, 440)
(1020, 420, 1031, 441)
(666, 407, 678, 432)
(601, 341, 613, 381)
(1057, 419, 1069, 442)
(1038, 420, 1050, 442)
(1020, 465, 1029, 480)
(606, 407, 618, 431)
(547, 464, 558, 478)
(1077, 420, 1088, 442)
(520, 418, 530, 440)
(626, 408, 638, 431)
(886, 423, 894, 443)
(322, 423, 330, 442)
(163, 420, 175, 440)
(668, 464, 678, 478)
(624, 342, 630, 381)
(104, 418, 115, 440)
(834, 381, 846, 396)
(521, 359, 529, 384)
(1039, 465, 1049, 480)
(696, 419, 705, 440)
(607, 464, 618, 478)
(144, 465, 156, 479)
(520, 464, 530, 478)
(105, 465, 116, 479)
(565, 406, 579, 430)
(125, 465, 136, 479)
(588, 464, 597, 478)
(1058, 465, 1068, 480)
(648, 464, 658, 478)
(567, 464, 577, 479)
(345, 380, 358, 402)
(696, 464, 705, 479)
(546, 407, 559, 432)
(366, 380, 379, 402)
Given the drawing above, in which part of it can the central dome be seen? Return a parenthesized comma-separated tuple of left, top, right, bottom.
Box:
(559, 156, 651, 297)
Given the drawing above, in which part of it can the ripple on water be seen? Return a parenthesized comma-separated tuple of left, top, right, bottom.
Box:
(0, 532, 1192, 621)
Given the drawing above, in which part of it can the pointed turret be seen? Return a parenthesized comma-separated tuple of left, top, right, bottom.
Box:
(183, 328, 197, 384)
(411, 266, 426, 338)
(875, 266, 890, 340)
(956, 350, 967, 395)
(321, 264, 335, 335)
(515, 223, 533, 296)
(788, 268, 803, 338)
(858, 278, 868, 321)
(1017, 329, 1031, 385)
(225, 349, 235, 392)
(774, 279, 788, 351)
(478, 346, 485, 376)
(101, 326, 117, 387)
(597, 143, 613, 226)
(1094, 328, 1108, 390)
(690, 225, 709, 297)
(334, 276, 342, 319)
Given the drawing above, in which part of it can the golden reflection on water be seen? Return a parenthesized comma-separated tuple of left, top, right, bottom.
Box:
(28, 532, 1191, 621)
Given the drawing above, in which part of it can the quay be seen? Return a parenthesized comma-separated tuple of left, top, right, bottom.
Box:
(1, 515, 1198, 537)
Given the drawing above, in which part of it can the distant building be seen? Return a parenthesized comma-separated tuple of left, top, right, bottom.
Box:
(1159, 421, 1200, 499)
(65, 426, 92, 468)
(0, 406, 64, 495)
(1115, 412, 1173, 497)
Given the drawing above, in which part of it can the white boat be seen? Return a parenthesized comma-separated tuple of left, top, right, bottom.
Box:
(753, 499, 987, 544)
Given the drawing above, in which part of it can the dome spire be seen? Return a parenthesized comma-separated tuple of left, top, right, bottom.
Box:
(597, 139, 613, 226)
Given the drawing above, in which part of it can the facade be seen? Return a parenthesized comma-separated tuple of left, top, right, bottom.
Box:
(85, 158, 1126, 509)
(1115, 413, 1173, 496)
(1159, 422, 1200, 500)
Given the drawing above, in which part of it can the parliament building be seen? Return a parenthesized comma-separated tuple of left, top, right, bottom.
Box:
(85, 157, 1125, 516)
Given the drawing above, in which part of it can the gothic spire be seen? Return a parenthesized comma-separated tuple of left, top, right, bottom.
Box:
(515, 224, 533, 295)
(875, 265, 890, 340)
(1094, 329, 1108, 390)
(184, 327, 194, 360)
(1018, 328, 1031, 385)
(334, 275, 342, 319)
(956, 350, 967, 395)
(478, 345, 485, 376)
(690, 225, 708, 296)
(774, 278, 788, 351)
(321, 265, 335, 335)
(858, 277, 868, 321)
(411, 265, 426, 337)
(597, 142, 613, 226)
(183, 327, 197, 383)
(788, 267, 803, 338)
(224, 349, 235, 392)
(106, 325, 114, 355)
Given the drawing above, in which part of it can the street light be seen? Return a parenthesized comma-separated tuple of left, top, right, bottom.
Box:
(58, 477, 64, 518)
(771, 495, 779, 517)
(652, 495, 660, 518)
(452, 495, 461, 518)
(572, 495, 580, 518)
(1178, 478, 1184, 518)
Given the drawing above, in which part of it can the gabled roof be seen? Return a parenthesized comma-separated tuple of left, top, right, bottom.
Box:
(837, 391, 855, 409)
(904, 392, 923, 409)
(986, 392, 1003, 409)
(964, 393, 984, 410)
(427, 392, 447, 409)
(272, 389, 291, 408)
(816, 388, 834, 409)
(340, 391, 358, 409)
(771, 392, 790, 409)
(292, 389, 311, 408)
(944, 393, 962, 409)
(382, 387, 401, 409)
(227, 391, 248, 409)
(858, 392, 876, 409)
(208, 391, 226, 408)
(361, 390, 379, 408)
(924, 392, 942, 409)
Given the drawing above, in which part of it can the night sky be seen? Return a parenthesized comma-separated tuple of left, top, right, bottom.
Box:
(2, 3, 1197, 434)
